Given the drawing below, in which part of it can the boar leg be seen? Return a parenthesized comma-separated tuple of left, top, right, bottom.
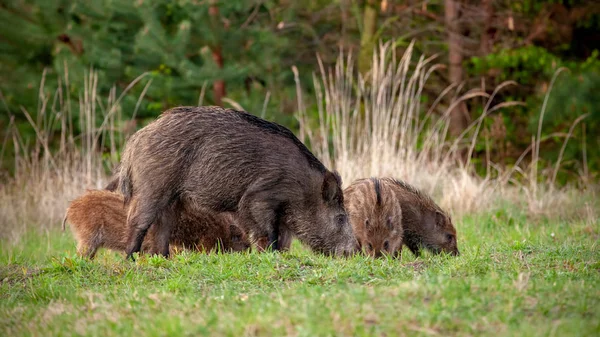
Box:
(241, 205, 280, 252)
(254, 236, 270, 251)
(404, 236, 421, 257)
(125, 195, 170, 260)
(277, 226, 294, 251)
(77, 228, 103, 259)
(77, 241, 98, 259)
(152, 208, 176, 257)
(238, 181, 285, 252)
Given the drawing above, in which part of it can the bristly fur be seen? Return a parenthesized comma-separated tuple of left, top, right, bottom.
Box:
(384, 178, 442, 212)
(117, 106, 357, 258)
(236, 110, 327, 173)
(381, 178, 459, 256)
(371, 177, 382, 207)
(63, 190, 250, 259)
(344, 178, 403, 258)
(165, 106, 327, 173)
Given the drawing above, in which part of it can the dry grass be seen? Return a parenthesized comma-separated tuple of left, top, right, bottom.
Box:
(0, 67, 150, 241)
(0, 45, 597, 241)
(294, 41, 597, 221)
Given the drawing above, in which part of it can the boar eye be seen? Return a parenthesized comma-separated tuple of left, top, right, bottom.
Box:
(446, 234, 454, 242)
(384, 241, 389, 250)
(336, 214, 347, 226)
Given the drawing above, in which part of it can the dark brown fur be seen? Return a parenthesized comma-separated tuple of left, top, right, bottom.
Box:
(62, 190, 250, 259)
(344, 178, 403, 258)
(170, 206, 251, 253)
(383, 178, 459, 256)
(118, 106, 357, 258)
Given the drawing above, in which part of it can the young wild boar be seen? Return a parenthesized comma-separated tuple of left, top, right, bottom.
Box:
(117, 106, 357, 258)
(170, 207, 251, 253)
(105, 176, 251, 252)
(383, 178, 459, 256)
(344, 178, 404, 258)
(62, 190, 250, 258)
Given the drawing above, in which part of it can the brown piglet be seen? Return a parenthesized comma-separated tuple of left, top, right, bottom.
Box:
(62, 190, 250, 259)
(384, 178, 459, 256)
(344, 178, 404, 258)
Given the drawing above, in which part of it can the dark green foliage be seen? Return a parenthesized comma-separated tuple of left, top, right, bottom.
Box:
(1, 0, 599, 182)
(469, 46, 600, 182)
(0, 0, 292, 121)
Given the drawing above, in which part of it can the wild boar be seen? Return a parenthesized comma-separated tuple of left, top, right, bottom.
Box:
(105, 176, 250, 252)
(170, 206, 251, 253)
(117, 106, 357, 258)
(383, 178, 459, 256)
(344, 178, 404, 258)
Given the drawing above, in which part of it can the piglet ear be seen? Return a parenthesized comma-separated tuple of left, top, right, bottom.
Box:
(229, 224, 242, 243)
(229, 224, 242, 237)
(424, 211, 437, 230)
(435, 211, 446, 227)
(322, 171, 343, 204)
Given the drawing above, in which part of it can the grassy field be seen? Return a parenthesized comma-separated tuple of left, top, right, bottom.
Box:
(1, 213, 598, 337)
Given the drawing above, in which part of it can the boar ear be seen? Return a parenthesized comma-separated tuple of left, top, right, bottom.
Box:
(424, 211, 438, 230)
(229, 224, 242, 236)
(435, 211, 446, 227)
(322, 171, 343, 204)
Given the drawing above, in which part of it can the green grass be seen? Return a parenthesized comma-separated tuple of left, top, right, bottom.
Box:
(1, 214, 598, 336)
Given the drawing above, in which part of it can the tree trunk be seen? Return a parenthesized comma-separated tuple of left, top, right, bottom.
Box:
(444, 0, 469, 138)
(340, 0, 350, 48)
(359, 0, 379, 76)
(480, 0, 494, 55)
(209, 1, 226, 106)
(211, 46, 225, 106)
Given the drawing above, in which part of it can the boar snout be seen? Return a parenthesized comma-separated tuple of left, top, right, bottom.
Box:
(340, 239, 360, 257)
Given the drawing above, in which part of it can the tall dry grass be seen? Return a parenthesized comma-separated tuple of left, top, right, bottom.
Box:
(0, 67, 151, 241)
(294, 41, 597, 222)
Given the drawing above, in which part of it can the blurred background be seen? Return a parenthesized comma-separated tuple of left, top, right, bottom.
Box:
(0, 1, 599, 237)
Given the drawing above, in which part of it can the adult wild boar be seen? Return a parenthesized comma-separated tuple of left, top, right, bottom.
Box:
(118, 106, 356, 258)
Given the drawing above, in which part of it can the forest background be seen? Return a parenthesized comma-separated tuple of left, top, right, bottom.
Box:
(1, 0, 598, 186)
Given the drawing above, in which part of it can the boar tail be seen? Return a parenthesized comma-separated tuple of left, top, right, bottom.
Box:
(104, 164, 120, 191)
(119, 166, 134, 205)
(61, 212, 68, 231)
(104, 176, 119, 192)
